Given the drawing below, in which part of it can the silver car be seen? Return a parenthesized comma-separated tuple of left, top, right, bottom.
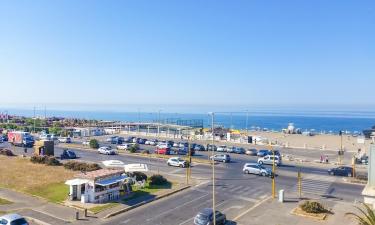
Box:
(243, 163, 272, 176)
(258, 155, 281, 166)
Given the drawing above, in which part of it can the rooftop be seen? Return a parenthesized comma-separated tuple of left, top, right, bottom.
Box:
(75, 169, 123, 181)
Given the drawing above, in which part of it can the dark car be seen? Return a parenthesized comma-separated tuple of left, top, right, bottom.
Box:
(137, 138, 147, 144)
(60, 149, 77, 159)
(2, 134, 8, 142)
(257, 149, 270, 157)
(194, 208, 226, 225)
(328, 166, 353, 177)
(124, 137, 134, 143)
(233, 147, 245, 154)
(194, 144, 205, 151)
(206, 144, 217, 151)
(177, 147, 195, 156)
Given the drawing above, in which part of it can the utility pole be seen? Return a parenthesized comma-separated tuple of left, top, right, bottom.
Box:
(210, 112, 216, 225)
(33, 106, 36, 133)
(245, 110, 249, 135)
(352, 154, 356, 178)
(270, 145, 276, 199)
(298, 168, 302, 198)
(157, 110, 162, 137)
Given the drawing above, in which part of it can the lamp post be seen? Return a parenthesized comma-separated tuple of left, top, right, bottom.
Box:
(157, 110, 162, 137)
(209, 112, 216, 225)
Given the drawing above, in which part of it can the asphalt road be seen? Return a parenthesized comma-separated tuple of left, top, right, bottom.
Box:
(4, 138, 366, 225)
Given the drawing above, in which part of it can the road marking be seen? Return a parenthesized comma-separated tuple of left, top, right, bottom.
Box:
(222, 205, 244, 213)
(146, 193, 210, 222)
(233, 196, 272, 221)
(122, 219, 131, 224)
(170, 168, 185, 174)
(178, 200, 229, 225)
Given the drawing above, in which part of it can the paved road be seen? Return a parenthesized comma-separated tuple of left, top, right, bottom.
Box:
(3, 138, 365, 225)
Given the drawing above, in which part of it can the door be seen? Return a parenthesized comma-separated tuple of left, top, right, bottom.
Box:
(72, 185, 78, 200)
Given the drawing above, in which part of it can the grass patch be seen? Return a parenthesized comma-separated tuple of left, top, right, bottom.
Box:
(0, 198, 12, 205)
(121, 181, 173, 203)
(0, 156, 74, 203)
(28, 182, 69, 203)
(89, 202, 120, 214)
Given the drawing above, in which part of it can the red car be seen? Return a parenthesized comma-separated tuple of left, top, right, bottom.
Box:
(155, 147, 170, 155)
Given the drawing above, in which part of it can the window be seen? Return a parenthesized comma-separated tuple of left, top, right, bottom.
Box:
(10, 218, 28, 225)
(0, 219, 8, 225)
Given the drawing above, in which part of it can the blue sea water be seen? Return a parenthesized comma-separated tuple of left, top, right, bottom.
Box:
(2, 108, 375, 133)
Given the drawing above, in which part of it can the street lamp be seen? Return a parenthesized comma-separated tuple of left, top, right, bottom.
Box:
(209, 112, 216, 225)
(157, 110, 162, 137)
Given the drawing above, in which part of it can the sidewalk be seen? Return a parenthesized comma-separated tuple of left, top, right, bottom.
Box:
(0, 188, 100, 225)
(235, 193, 359, 225)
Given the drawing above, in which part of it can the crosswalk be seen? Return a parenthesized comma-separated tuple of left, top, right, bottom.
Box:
(192, 183, 269, 203)
(291, 174, 336, 196)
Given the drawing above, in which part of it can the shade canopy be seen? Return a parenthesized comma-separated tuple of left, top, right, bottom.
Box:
(124, 163, 149, 172)
(65, 178, 89, 186)
(102, 160, 125, 168)
(95, 175, 128, 186)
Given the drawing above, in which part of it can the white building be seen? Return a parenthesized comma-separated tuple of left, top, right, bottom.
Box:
(65, 169, 129, 204)
(73, 127, 104, 137)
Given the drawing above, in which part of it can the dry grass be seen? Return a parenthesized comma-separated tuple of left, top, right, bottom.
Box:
(0, 156, 75, 202)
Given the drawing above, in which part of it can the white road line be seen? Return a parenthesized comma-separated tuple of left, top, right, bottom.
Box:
(178, 200, 228, 225)
(146, 193, 210, 222)
(122, 219, 131, 224)
(233, 196, 272, 221)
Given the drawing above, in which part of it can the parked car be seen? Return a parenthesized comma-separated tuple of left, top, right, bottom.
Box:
(154, 147, 170, 155)
(106, 136, 117, 142)
(233, 147, 245, 154)
(58, 137, 72, 143)
(179, 142, 188, 148)
(0, 214, 29, 225)
(210, 154, 231, 163)
(328, 166, 353, 177)
(0, 137, 3, 143)
(206, 144, 217, 151)
(82, 140, 90, 146)
(124, 137, 134, 143)
(117, 143, 132, 150)
(60, 149, 77, 159)
(173, 142, 180, 147)
(194, 208, 226, 225)
(98, 146, 116, 155)
(177, 147, 195, 156)
(167, 157, 188, 167)
(246, 149, 258, 156)
(257, 149, 270, 157)
(258, 155, 281, 166)
(216, 145, 227, 152)
(243, 163, 272, 176)
(194, 144, 205, 151)
(2, 135, 8, 142)
(226, 146, 235, 153)
(137, 138, 147, 144)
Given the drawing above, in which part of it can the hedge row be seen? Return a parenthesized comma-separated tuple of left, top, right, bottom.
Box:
(30, 155, 61, 166)
(63, 161, 101, 172)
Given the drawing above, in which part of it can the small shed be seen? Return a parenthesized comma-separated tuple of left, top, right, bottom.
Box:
(34, 140, 54, 156)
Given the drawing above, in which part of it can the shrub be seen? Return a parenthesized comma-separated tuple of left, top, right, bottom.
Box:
(149, 174, 168, 186)
(63, 161, 101, 172)
(0, 149, 15, 156)
(132, 172, 148, 182)
(89, 139, 99, 149)
(141, 150, 150, 154)
(128, 144, 139, 153)
(300, 201, 328, 214)
(30, 155, 61, 166)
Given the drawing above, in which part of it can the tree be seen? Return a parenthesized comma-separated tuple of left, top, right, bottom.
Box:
(346, 203, 375, 225)
(89, 139, 99, 149)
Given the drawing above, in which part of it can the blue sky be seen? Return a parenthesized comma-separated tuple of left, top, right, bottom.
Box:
(0, 0, 374, 111)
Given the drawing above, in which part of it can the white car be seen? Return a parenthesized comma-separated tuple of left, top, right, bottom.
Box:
(258, 155, 281, 166)
(58, 137, 71, 143)
(173, 142, 179, 147)
(145, 140, 151, 145)
(0, 214, 28, 225)
(243, 163, 272, 176)
(167, 157, 188, 167)
(116, 143, 133, 150)
(98, 146, 116, 155)
(216, 145, 227, 152)
(82, 140, 90, 146)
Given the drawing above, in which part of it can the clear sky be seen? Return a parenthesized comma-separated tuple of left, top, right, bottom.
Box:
(0, 0, 374, 110)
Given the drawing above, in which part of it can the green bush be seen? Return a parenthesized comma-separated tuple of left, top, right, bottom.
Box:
(141, 150, 150, 154)
(149, 174, 168, 186)
(89, 139, 99, 149)
(30, 155, 61, 166)
(132, 172, 148, 182)
(128, 144, 139, 153)
(300, 201, 328, 214)
(0, 149, 15, 156)
(63, 161, 101, 172)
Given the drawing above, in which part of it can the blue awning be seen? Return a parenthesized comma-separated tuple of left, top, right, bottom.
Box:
(96, 175, 127, 186)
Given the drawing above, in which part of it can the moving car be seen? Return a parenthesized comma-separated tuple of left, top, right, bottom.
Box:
(210, 154, 231, 163)
(245, 149, 258, 156)
(0, 214, 29, 225)
(98, 146, 116, 155)
(60, 149, 77, 159)
(216, 145, 227, 152)
(328, 166, 353, 177)
(58, 137, 71, 143)
(258, 155, 281, 166)
(167, 157, 188, 167)
(257, 149, 270, 157)
(243, 163, 272, 176)
(194, 208, 226, 225)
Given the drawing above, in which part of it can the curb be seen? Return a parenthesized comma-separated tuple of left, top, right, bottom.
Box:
(24, 216, 52, 225)
(103, 185, 191, 219)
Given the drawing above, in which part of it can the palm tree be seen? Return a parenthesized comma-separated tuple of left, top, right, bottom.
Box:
(346, 203, 375, 225)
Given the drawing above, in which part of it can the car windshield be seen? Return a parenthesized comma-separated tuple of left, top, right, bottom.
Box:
(196, 213, 209, 220)
(10, 218, 28, 225)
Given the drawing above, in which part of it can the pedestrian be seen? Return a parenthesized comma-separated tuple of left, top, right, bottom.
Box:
(320, 155, 323, 163)
(325, 155, 329, 164)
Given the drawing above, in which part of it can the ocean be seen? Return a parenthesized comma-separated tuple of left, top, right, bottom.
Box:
(2, 108, 375, 134)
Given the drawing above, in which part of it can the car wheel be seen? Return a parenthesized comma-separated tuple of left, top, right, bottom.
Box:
(167, 163, 170, 166)
(223, 160, 226, 163)
(261, 172, 266, 176)
(348, 173, 352, 177)
(245, 170, 249, 174)
(330, 172, 334, 175)
(259, 161, 263, 165)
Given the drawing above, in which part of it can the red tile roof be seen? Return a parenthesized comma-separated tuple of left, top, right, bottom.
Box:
(75, 169, 123, 180)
